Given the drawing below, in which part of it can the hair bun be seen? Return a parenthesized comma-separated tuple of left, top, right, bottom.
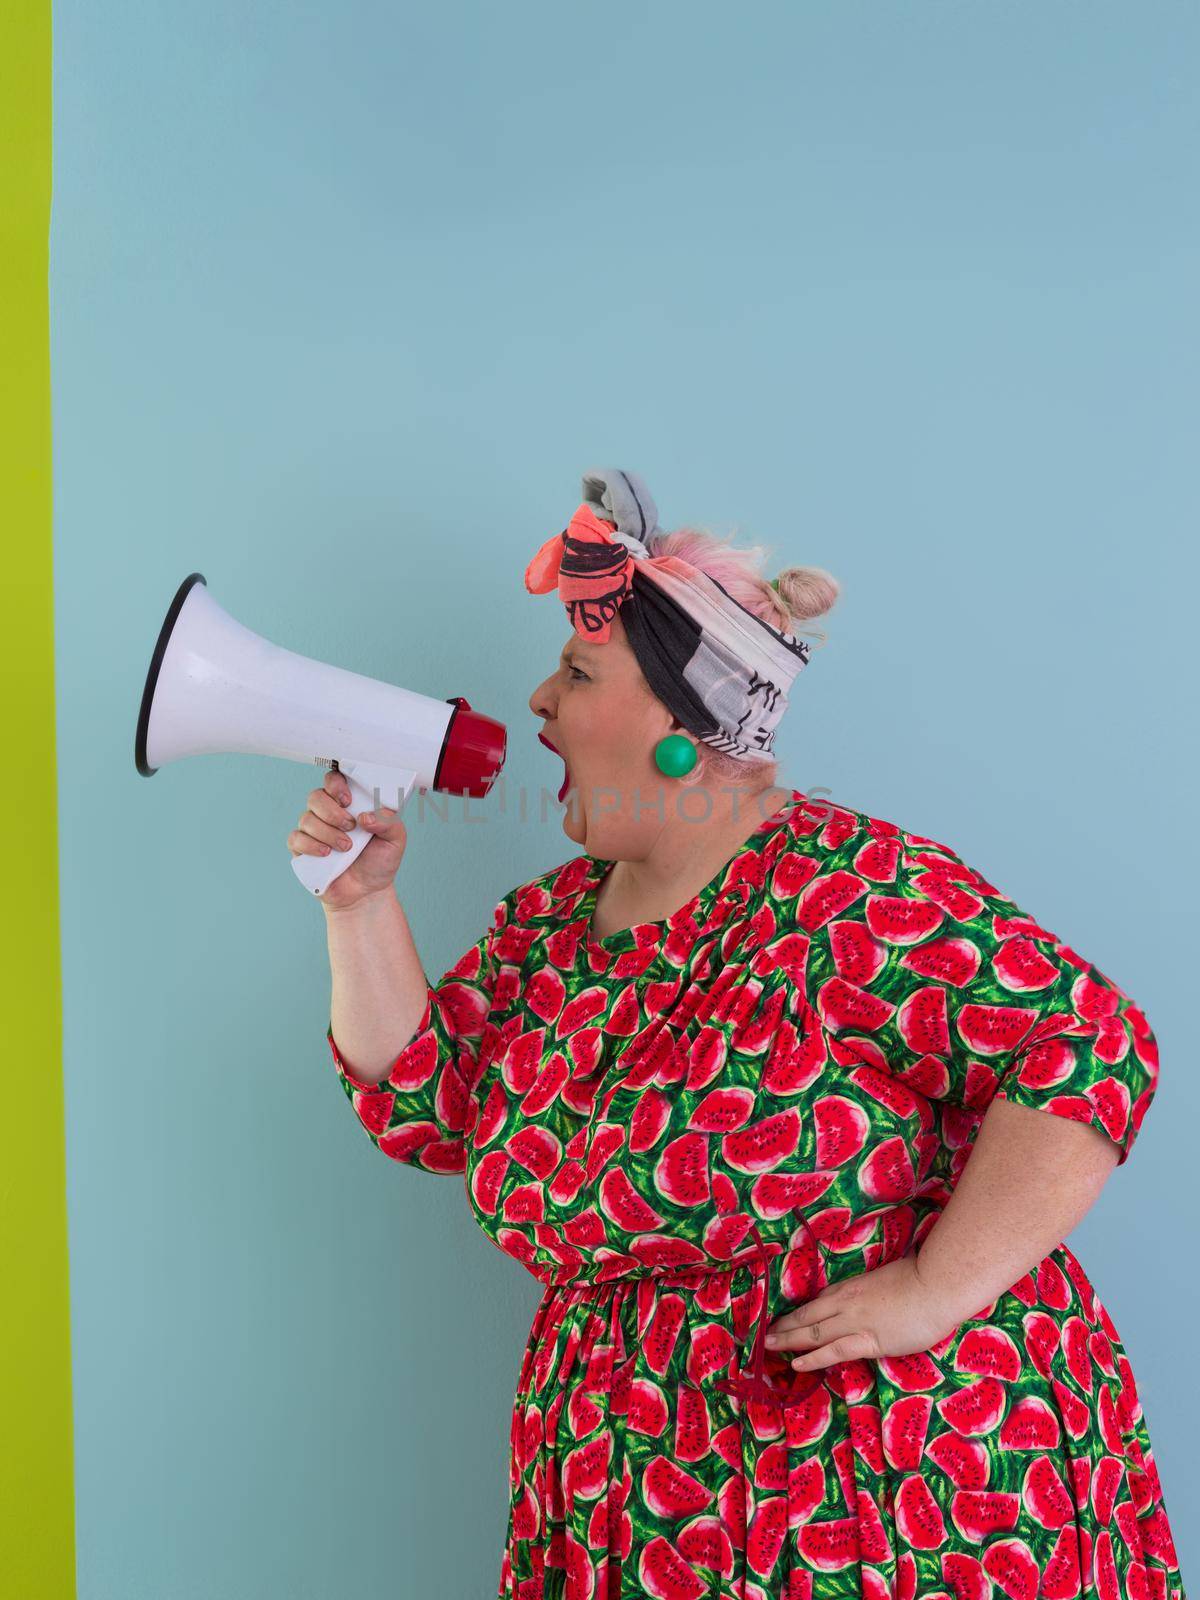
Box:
(771, 565, 840, 623)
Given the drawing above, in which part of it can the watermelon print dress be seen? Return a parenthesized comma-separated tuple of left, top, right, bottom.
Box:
(327, 790, 1186, 1600)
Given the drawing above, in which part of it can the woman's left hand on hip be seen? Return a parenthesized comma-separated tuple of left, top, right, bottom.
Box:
(764, 1253, 956, 1371)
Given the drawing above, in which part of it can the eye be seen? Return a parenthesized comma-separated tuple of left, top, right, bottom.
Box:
(567, 664, 589, 681)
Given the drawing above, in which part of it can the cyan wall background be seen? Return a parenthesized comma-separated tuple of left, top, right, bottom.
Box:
(52, 2, 1196, 1594)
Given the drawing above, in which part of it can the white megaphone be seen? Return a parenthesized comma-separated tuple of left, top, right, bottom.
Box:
(135, 573, 507, 896)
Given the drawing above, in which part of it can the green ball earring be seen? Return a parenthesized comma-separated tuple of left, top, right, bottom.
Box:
(653, 733, 699, 777)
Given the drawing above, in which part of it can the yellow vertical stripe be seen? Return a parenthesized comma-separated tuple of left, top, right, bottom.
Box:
(0, 2, 76, 1594)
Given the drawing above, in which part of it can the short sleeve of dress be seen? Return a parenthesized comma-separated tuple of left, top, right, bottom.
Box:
(327, 893, 510, 1174)
(810, 834, 1160, 1166)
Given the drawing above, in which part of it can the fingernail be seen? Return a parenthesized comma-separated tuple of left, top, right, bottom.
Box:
(360, 812, 375, 826)
(764, 1334, 778, 1347)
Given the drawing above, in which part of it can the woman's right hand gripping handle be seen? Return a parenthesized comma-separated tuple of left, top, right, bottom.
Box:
(288, 768, 409, 914)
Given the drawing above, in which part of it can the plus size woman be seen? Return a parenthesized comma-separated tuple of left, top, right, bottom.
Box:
(291, 469, 1184, 1600)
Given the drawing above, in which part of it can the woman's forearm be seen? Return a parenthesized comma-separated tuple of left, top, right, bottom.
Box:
(914, 1096, 1120, 1327)
(324, 891, 430, 1085)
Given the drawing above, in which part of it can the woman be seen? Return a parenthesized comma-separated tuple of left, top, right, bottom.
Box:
(291, 469, 1184, 1600)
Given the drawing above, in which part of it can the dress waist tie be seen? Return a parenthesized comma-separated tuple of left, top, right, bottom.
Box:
(712, 1217, 825, 1410)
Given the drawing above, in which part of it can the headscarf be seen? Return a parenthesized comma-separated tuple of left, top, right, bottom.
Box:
(524, 468, 812, 760)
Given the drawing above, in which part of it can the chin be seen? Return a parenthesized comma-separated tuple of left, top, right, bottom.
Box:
(560, 801, 588, 847)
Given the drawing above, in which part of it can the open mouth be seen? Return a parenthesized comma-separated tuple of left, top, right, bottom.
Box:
(537, 730, 572, 804)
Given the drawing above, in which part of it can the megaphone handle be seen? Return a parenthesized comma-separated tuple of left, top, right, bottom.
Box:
(291, 761, 419, 898)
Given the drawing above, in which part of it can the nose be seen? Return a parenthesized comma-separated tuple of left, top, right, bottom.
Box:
(528, 670, 558, 723)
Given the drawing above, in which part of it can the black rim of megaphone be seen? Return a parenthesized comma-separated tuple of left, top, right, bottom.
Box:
(135, 572, 207, 776)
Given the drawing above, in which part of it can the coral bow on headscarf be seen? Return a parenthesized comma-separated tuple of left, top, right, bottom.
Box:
(524, 504, 637, 643)
(525, 468, 664, 643)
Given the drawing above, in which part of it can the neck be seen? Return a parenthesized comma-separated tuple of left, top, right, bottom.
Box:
(591, 780, 795, 932)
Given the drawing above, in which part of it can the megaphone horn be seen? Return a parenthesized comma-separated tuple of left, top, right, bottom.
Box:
(135, 573, 507, 897)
